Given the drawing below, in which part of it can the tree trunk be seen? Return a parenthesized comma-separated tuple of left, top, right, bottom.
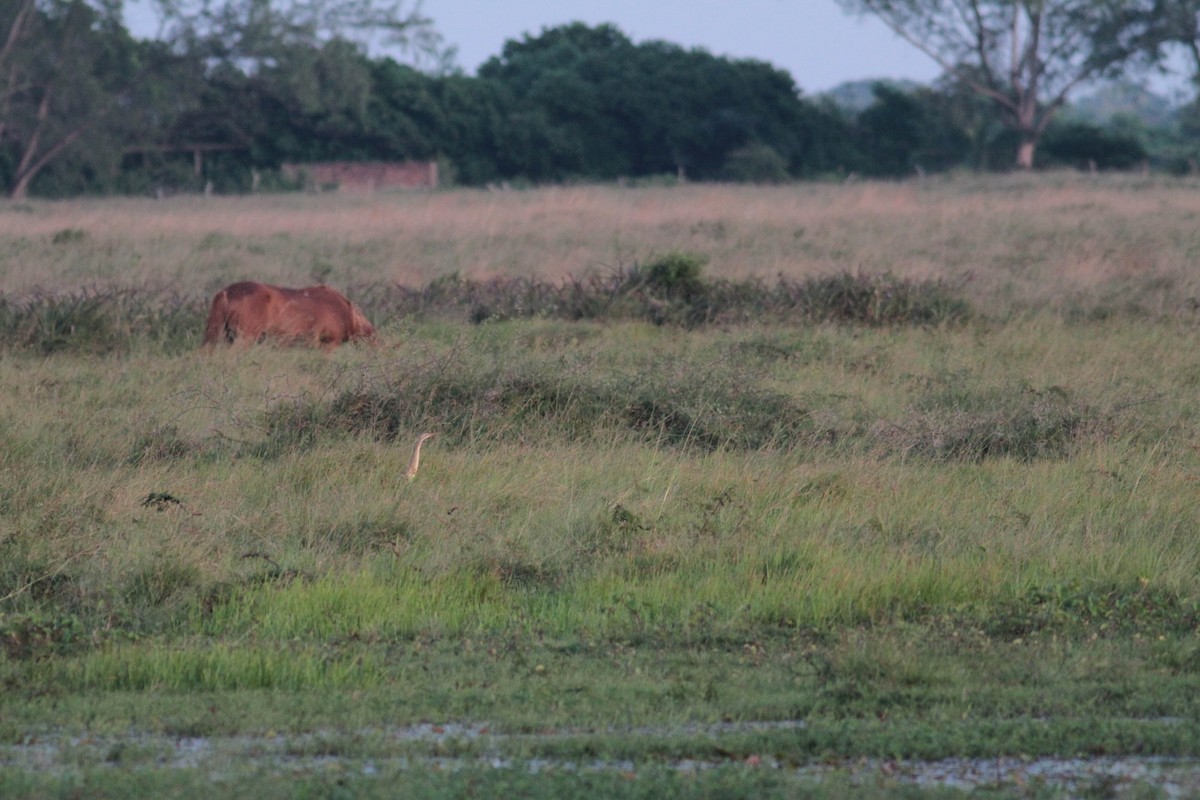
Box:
(1015, 138, 1036, 170)
(1014, 84, 1039, 171)
(7, 124, 85, 199)
(0, 0, 36, 146)
(8, 169, 33, 200)
(8, 86, 52, 198)
(8, 86, 88, 199)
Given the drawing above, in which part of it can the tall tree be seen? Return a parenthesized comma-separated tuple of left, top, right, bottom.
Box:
(137, 0, 450, 190)
(478, 22, 855, 182)
(855, 84, 973, 175)
(836, 1, 1137, 169)
(1088, 1, 1200, 87)
(149, 0, 450, 71)
(0, 0, 159, 198)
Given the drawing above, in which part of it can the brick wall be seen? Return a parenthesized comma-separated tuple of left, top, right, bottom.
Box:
(282, 161, 438, 191)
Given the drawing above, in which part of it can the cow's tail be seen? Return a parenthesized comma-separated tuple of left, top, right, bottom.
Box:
(202, 289, 230, 347)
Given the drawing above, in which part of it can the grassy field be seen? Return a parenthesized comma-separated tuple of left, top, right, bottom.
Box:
(4, 174, 1200, 798)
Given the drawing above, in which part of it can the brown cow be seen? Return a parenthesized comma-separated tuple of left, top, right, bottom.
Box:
(202, 281, 375, 349)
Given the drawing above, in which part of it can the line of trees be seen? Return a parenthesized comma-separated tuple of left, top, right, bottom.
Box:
(4, 1, 1200, 199)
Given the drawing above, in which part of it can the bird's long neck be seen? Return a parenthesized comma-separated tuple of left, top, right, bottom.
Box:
(405, 438, 425, 480)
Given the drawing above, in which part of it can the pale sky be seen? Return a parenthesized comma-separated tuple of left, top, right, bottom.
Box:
(125, 0, 945, 94)
(422, 0, 942, 94)
(125, 0, 1188, 98)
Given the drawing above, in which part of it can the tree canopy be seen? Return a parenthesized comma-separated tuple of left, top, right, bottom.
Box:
(0, 0, 172, 198)
(476, 23, 852, 181)
(0, 11, 1191, 197)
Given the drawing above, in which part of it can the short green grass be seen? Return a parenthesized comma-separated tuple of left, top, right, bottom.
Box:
(4, 178, 1200, 797)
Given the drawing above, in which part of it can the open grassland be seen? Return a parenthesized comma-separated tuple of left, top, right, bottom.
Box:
(5, 172, 1200, 318)
(4, 175, 1200, 797)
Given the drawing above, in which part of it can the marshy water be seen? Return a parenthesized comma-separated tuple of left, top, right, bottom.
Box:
(5, 723, 1200, 796)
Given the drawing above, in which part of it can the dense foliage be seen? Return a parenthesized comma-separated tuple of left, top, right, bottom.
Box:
(2, 6, 1197, 196)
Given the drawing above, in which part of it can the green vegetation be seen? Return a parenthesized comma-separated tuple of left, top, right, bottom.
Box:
(3, 180, 1200, 796)
(8, 4, 1200, 198)
(0, 264, 966, 355)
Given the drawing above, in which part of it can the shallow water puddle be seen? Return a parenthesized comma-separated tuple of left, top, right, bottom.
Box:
(800, 756, 1200, 797)
(4, 724, 1200, 796)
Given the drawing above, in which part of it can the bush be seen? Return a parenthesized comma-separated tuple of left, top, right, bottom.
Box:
(262, 353, 814, 454)
(875, 378, 1091, 462)
(0, 289, 206, 355)
(641, 251, 708, 301)
(720, 144, 791, 184)
(363, 267, 969, 329)
(1039, 122, 1148, 171)
(781, 272, 971, 326)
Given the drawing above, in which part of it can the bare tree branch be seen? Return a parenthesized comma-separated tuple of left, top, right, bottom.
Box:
(836, 0, 1141, 168)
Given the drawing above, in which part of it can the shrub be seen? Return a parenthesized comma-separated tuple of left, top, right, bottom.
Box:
(123, 559, 201, 608)
(261, 352, 814, 454)
(0, 612, 87, 660)
(0, 289, 206, 355)
(362, 267, 968, 329)
(641, 251, 709, 301)
(780, 272, 970, 326)
(720, 143, 791, 184)
(1039, 122, 1148, 171)
(876, 379, 1091, 462)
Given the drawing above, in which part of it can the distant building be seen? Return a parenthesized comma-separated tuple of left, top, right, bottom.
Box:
(282, 161, 439, 192)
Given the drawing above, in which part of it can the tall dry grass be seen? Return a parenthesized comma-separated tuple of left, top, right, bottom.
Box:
(4, 174, 1200, 320)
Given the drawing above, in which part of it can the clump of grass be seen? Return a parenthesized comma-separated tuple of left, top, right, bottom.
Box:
(578, 504, 647, 559)
(44, 642, 384, 692)
(469, 552, 564, 591)
(806, 631, 949, 709)
(0, 288, 205, 355)
(876, 378, 1092, 461)
(262, 351, 814, 453)
(126, 424, 199, 465)
(0, 290, 127, 354)
(50, 228, 87, 245)
(256, 341, 1098, 463)
(981, 579, 1200, 638)
(0, 612, 88, 660)
(642, 251, 708, 300)
(0, 538, 82, 611)
(621, 378, 809, 450)
(369, 272, 568, 326)
(359, 262, 970, 329)
(122, 559, 202, 609)
(0, 268, 969, 358)
(724, 333, 834, 366)
(306, 511, 412, 557)
(782, 272, 972, 326)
